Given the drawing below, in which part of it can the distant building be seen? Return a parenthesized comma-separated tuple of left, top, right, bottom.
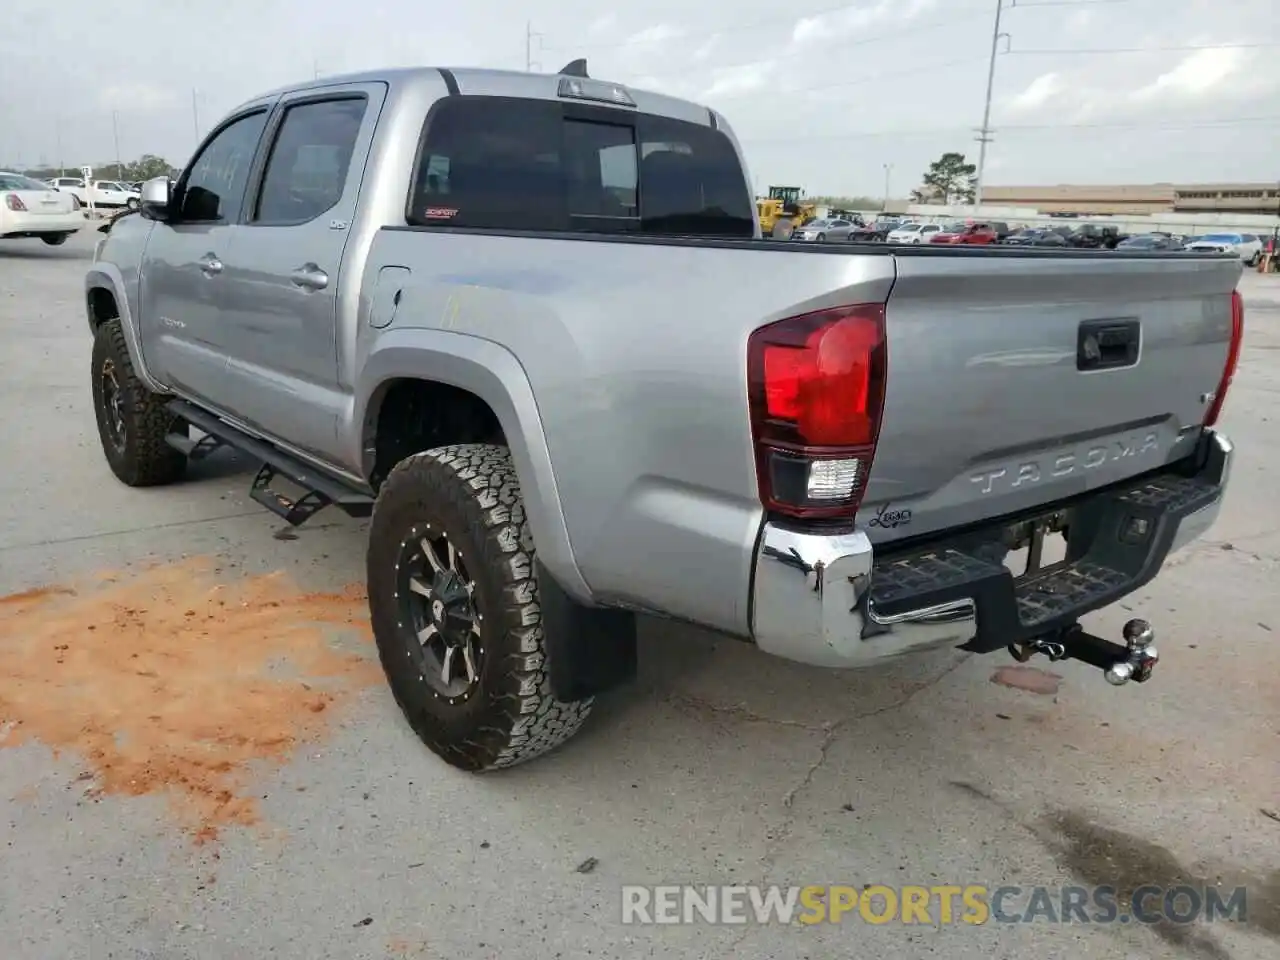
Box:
(982, 182, 1280, 216)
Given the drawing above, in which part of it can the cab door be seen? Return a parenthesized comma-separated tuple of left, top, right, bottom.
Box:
(215, 82, 386, 462)
(137, 107, 271, 402)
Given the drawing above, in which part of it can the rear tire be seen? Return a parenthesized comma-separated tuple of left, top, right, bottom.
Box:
(90, 319, 187, 486)
(367, 443, 592, 771)
(41, 233, 69, 246)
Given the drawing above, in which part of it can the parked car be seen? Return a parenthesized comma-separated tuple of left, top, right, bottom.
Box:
(1183, 233, 1262, 266)
(1066, 224, 1126, 250)
(886, 222, 942, 244)
(49, 177, 141, 210)
(1001, 227, 1068, 247)
(1116, 234, 1183, 252)
(792, 217, 860, 242)
(88, 62, 1242, 772)
(0, 171, 85, 245)
(929, 221, 998, 245)
(848, 218, 900, 242)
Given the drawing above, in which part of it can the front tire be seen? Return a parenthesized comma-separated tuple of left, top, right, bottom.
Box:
(367, 443, 592, 771)
(90, 319, 187, 486)
(125, 198, 140, 211)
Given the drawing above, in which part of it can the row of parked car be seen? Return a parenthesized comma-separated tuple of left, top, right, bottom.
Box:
(788, 215, 1268, 265)
(44, 176, 143, 210)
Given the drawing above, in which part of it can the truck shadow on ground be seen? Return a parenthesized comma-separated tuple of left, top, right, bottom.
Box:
(0, 245, 93, 261)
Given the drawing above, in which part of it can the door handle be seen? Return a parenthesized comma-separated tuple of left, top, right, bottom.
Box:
(290, 264, 329, 291)
(199, 254, 223, 275)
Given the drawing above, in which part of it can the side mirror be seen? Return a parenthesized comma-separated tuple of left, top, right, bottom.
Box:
(139, 176, 172, 221)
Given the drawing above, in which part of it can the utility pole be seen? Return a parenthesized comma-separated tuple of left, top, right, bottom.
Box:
(112, 110, 123, 181)
(525, 22, 543, 72)
(882, 164, 893, 211)
(191, 89, 201, 144)
(55, 117, 65, 176)
(974, 0, 1009, 210)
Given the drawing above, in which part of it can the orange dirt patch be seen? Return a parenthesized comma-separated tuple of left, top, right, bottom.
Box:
(0, 558, 379, 842)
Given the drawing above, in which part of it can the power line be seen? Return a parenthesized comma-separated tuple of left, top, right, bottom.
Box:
(541, 1, 990, 53)
(746, 54, 990, 98)
(598, 9, 990, 79)
(1009, 0, 1137, 7)
(737, 114, 1280, 145)
(1009, 41, 1280, 54)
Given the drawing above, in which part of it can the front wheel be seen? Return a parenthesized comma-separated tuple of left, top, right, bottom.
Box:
(125, 198, 139, 211)
(90, 319, 187, 486)
(367, 444, 592, 771)
(816, 232, 827, 242)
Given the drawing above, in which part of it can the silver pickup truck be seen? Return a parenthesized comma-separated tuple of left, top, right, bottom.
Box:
(85, 62, 1244, 772)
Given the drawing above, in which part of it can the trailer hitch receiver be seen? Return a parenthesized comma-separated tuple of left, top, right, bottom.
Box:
(1008, 618, 1159, 686)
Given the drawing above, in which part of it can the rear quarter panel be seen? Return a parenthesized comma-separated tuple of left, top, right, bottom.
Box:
(359, 231, 895, 634)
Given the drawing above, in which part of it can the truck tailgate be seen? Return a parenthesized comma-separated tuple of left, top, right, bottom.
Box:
(862, 252, 1242, 543)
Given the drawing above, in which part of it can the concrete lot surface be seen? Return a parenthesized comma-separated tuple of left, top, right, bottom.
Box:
(1, 227, 1277, 960)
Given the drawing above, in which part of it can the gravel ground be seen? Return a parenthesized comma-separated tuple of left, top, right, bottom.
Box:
(1, 226, 1277, 960)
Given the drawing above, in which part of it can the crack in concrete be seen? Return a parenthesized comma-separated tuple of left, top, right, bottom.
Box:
(716, 653, 971, 955)
(661, 692, 827, 733)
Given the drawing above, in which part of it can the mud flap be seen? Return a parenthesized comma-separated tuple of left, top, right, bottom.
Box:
(538, 561, 637, 702)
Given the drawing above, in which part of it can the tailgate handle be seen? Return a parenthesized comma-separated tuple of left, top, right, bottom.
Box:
(1077, 318, 1139, 371)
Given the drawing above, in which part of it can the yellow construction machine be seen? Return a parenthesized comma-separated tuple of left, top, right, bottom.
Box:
(757, 185, 816, 237)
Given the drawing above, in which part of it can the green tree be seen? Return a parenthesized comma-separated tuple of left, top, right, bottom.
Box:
(117, 154, 175, 182)
(910, 152, 977, 204)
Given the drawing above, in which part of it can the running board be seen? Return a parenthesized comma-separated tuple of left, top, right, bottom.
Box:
(165, 400, 375, 526)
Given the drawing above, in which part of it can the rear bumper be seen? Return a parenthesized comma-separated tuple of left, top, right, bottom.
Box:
(749, 429, 1232, 669)
(1, 211, 85, 236)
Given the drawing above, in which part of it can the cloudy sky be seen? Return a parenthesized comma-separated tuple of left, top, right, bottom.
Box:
(2, 0, 1276, 196)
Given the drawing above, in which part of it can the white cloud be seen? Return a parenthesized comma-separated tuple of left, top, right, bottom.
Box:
(1129, 46, 1247, 101)
(1064, 10, 1094, 36)
(623, 24, 683, 47)
(586, 15, 617, 37)
(1006, 73, 1063, 113)
(791, 0, 935, 47)
(97, 84, 177, 112)
(701, 62, 775, 101)
(691, 35, 720, 63)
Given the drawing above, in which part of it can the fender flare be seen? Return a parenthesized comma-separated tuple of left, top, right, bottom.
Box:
(84, 263, 167, 394)
(356, 327, 592, 603)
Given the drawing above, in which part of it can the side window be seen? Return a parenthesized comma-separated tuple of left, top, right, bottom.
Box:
(177, 110, 268, 223)
(253, 97, 368, 226)
(410, 97, 566, 231)
(635, 114, 753, 237)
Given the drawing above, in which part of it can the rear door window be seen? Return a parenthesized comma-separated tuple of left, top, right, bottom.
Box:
(409, 96, 753, 238)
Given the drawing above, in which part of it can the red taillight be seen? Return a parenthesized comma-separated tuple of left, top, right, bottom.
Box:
(1204, 289, 1244, 426)
(747, 304, 887, 520)
(5, 193, 27, 211)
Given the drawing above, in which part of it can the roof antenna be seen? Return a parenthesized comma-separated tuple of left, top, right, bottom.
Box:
(558, 58, 589, 78)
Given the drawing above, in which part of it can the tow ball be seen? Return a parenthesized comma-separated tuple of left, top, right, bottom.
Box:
(1007, 618, 1159, 686)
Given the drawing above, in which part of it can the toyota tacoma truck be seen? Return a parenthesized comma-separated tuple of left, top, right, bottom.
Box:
(85, 62, 1243, 772)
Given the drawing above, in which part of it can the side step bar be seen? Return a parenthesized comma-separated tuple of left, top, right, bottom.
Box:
(165, 400, 374, 526)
